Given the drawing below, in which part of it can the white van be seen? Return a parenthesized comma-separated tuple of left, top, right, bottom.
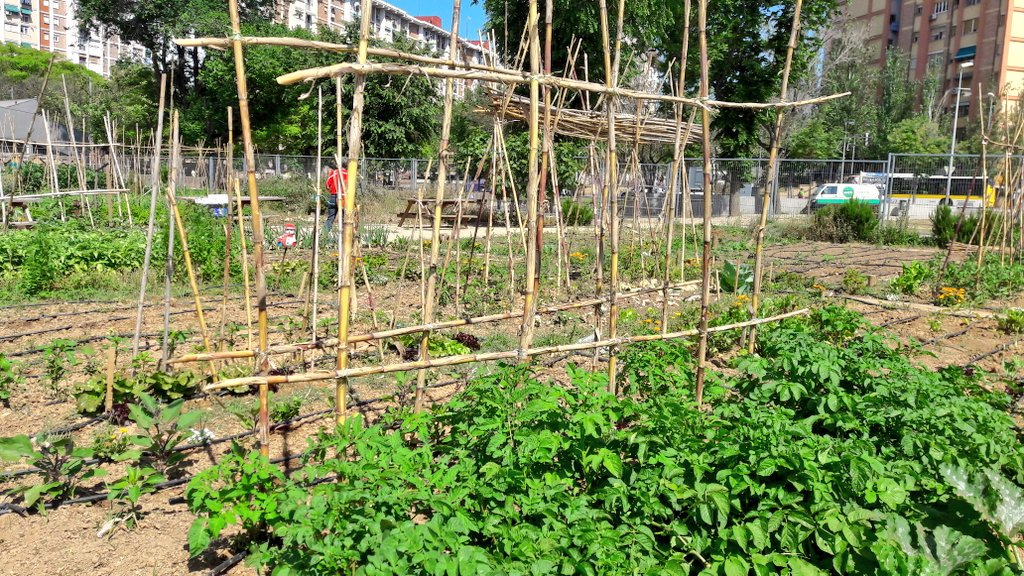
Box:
(812, 183, 881, 209)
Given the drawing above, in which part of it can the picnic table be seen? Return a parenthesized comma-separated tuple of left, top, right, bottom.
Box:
(397, 197, 482, 227)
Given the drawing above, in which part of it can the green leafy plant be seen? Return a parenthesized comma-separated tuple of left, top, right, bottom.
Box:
(186, 444, 286, 557)
(41, 339, 80, 399)
(0, 433, 104, 510)
(0, 353, 21, 406)
(124, 393, 203, 478)
(100, 465, 164, 536)
(270, 394, 304, 422)
(811, 199, 879, 243)
(185, 308, 1024, 575)
(719, 260, 754, 294)
(88, 425, 133, 461)
(890, 260, 935, 296)
(998, 309, 1024, 335)
(561, 198, 594, 226)
(841, 268, 868, 294)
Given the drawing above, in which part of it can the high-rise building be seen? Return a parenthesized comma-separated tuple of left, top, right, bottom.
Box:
(841, 0, 1024, 123)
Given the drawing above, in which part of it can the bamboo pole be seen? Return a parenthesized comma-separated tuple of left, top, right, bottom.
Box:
(519, 0, 543, 357)
(168, 280, 701, 364)
(104, 346, 116, 413)
(235, 178, 254, 350)
(160, 206, 176, 369)
(61, 76, 94, 227)
(336, 0, 373, 423)
(663, 3, 696, 332)
(598, 0, 625, 394)
(227, 0, 271, 456)
(164, 112, 213, 356)
(6, 53, 54, 227)
(131, 74, 167, 357)
(695, 0, 714, 408)
(309, 89, 324, 346)
(748, 0, 803, 353)
(185, 36, 850, 110)
(416, 0, 462, 413)
(217, 109, 235, 348)
(202, 308, 810, 392)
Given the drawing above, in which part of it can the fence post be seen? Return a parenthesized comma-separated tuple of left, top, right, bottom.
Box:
(207, 156, 217, 191)
(411, 158, 418, 188)
(274, 154, 281, 176)
(882, 153, 894, 223)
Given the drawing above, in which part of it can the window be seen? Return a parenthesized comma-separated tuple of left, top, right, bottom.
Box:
(928, 51, 944, 71)
(962, 18, 978, 34)
(934, 1, 949, 13)
(931, 27, 945, 41)
(42, 31, 47, 40)
(966, 0, 980, 5)
(913, 32, 919, 43)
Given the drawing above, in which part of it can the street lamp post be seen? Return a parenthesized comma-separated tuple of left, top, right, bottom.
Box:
(945, 60, 973, 204)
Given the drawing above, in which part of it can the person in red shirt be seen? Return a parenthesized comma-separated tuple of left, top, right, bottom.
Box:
(324, 163, 348, 236)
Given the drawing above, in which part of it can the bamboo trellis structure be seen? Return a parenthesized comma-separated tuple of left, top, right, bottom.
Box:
(158, 0, 869, 457)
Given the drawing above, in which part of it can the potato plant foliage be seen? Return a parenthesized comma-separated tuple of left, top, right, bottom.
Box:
(188, 309, 1024, 575)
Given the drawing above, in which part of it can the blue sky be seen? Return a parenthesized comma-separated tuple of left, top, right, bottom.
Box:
(385, 1, 489, 39)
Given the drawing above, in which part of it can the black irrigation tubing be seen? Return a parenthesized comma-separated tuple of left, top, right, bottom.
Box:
(879, 315, 922, 328)
(3, 301, 309, 358)
(1, 298, 311, 344)
(963, 337, 1024, 367)
(3, 285, 282, 324)
(0, 282, 264, 312)
(919, 323, 977, 347)
(209, 551, 248, 576)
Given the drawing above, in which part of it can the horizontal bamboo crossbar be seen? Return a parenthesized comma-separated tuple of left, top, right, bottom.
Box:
(1, 189, 129, 200)
(169, 280, 702, 364)
(201, 308, 809, 391)
(173, 36, 849, 112)
(276, 62, 850, 111)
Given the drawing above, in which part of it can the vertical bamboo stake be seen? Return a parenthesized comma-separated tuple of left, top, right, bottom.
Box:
(132, 74, 167, 357)
(310, 89, 324, 346)
(227, 0, 271, 455)
(337, 0, 373, 422)
(598, 0, 625, 394)
(748, 0, 803, 353)
(695, 0, 714, 407)
(218, 109, 235, 347)
(6, 53, 54, 228)
(104, 346, 116, 413)
(61, 76, 94, 227)
(532, 0, 554, 307)
(160, 209, 176, 369)
(977, 90, 989, 274)
(165, 112, 213, 354)
(416, 0, 463, 412)
(235, 179, 254, 350)
(519, 0, 543, 356)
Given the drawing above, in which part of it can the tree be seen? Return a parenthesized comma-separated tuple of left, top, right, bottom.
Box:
(73, 0, 274, 95)
(180, 24, 441, 157)
(886, 115, 949, 155)
(479, 0, 839, 215)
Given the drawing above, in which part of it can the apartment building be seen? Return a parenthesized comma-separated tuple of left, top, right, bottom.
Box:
(841, 0, 1024, 122)
(3, 0, 145, 77)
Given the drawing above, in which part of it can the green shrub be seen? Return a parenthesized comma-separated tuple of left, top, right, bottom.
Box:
(561, 198, 594, 226)
(811, 200, 878, 243)
(187, 310, 1024, 574)
(872, 221, 922, 245)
